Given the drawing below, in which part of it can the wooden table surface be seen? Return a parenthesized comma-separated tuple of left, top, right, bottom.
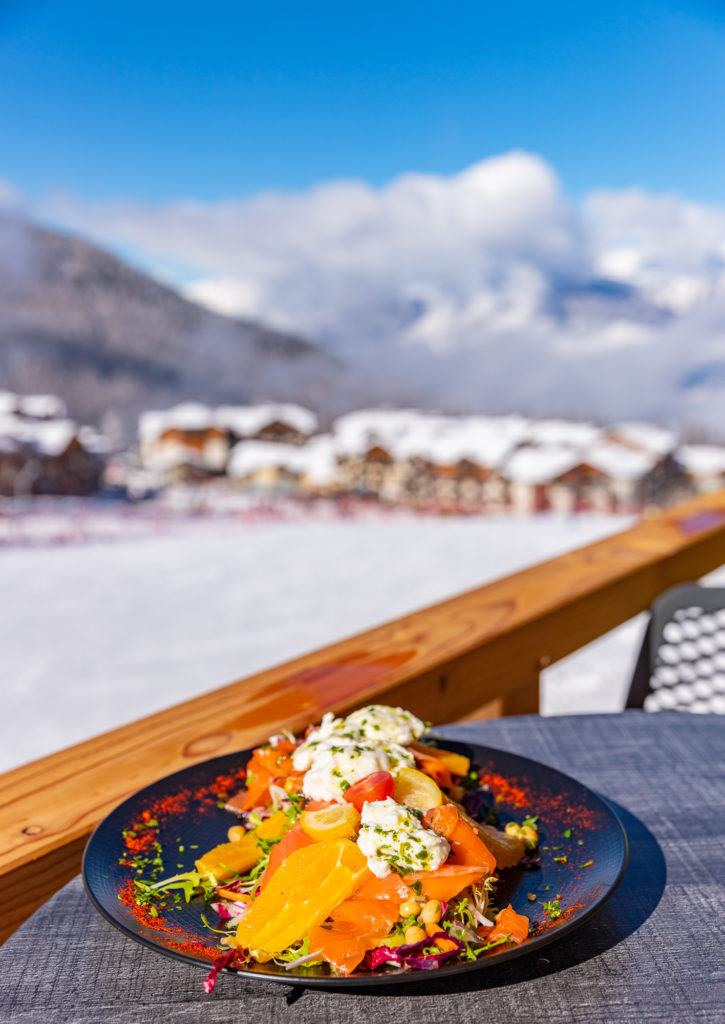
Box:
(2, 712, 723, 1024)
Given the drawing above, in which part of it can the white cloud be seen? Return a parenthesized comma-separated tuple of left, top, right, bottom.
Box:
(18, 152, 725, 433)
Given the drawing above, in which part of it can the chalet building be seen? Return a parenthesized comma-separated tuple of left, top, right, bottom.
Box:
(678, 445, 725, 493)
(227, 441, 306, 493)
(139, 403, 319, 484)
(139, 404, 229, 478)
(227, 436, 337, 496)
(503, 442, 691, 515)
(504, 448, 582, 514)
(334, 444, 410, 502)
(0, 413, 105, 496)
(216, 404, 319, 446)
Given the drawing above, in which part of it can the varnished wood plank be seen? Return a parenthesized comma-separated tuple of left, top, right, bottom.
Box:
(2, 489, 725, 942)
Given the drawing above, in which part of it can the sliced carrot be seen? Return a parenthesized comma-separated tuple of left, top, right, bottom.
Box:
(309, 898, 400, 975)
(352, 873, 413, 902)
(424, 921, 460, 952)
(259, 824, 314, 889)
(413, 750, 453, 790)
(488, 904, 529, 945)
(403, 864, 488, 902)
(215, 887, 251, 903)
(411, 742, 471, 777)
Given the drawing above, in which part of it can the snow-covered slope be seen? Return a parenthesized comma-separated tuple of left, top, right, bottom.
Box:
(0, 511, 670, 773)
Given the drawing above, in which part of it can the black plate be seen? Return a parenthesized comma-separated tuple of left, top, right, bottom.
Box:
(83, 737, 628, 987)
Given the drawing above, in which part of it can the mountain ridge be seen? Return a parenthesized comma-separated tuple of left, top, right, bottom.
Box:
(0, 219, 349, 442)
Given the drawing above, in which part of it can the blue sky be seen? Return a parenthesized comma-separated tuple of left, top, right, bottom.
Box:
(0, 0, 723, 205)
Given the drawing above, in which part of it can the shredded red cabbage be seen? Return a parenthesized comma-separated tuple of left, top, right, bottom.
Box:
(203, 949, 236, 994)
(461, 790, 490, 820)
(404, 949, 461, 970)
(520, 854, 541, 869)
(364, 932, 465, 971)
(210, 901, 248, 921)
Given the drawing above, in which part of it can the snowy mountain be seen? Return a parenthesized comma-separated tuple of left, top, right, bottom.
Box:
(4, 151, 725, 438)
(0, 219, 349, 443)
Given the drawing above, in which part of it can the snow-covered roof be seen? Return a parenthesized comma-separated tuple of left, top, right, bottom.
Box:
(503, 446, 583, 484)
(678, 445, 725, 478)
(24, 419, 78, 457)
(227, 434, 337, 485)
(523, 419, 601, 449)
(608, 421, 678, 456)
(395, 415, 529, 467)
(140, 402, 318, 443)
(216, 403, 318, 438)
(0, 412, 104, 458)
(584, 441, 657, 481)
(18, 393, 67, 420)
(332, 409, 432, 457)
(333, 410, 529, 466)
(138, 403, 215, 442)
(0, 415, 77, 457)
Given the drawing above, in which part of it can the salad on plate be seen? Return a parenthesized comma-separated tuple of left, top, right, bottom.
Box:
(128, 705, 539, 986)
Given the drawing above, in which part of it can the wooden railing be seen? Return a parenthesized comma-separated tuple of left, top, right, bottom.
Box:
(2, 488, 725, 944)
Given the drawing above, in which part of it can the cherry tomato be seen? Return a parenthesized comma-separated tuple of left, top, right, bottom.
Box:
(343, 771, 395, 811)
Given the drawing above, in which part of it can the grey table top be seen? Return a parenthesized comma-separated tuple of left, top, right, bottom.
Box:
(2, 712, 724, 1024)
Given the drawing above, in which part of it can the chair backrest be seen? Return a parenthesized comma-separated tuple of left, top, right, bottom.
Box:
(626, 583, 725, 713)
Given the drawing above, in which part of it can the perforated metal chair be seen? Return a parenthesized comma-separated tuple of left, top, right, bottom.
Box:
(626, 583, 725, 713)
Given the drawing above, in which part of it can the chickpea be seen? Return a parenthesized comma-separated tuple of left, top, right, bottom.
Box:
(419, 900, 442, 925)
(399, 900, 421, 919)
(404, 925, 427, 945)
(519, 825, 539, 850)
(504, 820, 539, 850)
(227, 825, 246, 843)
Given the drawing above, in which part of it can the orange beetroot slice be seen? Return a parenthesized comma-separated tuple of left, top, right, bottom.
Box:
(403, 864, 488, 902)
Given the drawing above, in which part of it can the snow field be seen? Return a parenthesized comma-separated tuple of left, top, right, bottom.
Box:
(2, 512, 721, 773)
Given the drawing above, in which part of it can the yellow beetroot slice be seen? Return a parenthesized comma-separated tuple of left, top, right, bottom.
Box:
(235, 839, 370, 955)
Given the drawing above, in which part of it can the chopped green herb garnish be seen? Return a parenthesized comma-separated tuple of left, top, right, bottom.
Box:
(540, 898, 562, 920)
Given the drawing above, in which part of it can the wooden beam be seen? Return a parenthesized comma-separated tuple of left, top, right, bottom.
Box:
(2, 489, 725, 943)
